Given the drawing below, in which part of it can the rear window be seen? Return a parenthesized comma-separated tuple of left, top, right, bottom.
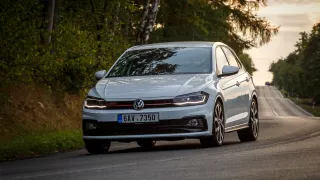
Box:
(107, 47, 212, 77)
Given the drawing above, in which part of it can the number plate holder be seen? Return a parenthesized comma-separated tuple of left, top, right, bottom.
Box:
(117, 113, 159, 124)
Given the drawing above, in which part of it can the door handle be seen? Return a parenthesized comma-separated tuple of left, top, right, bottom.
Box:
(236, 81, 240, 86)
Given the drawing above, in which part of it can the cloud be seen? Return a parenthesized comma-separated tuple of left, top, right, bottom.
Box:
(267, 0, 320, 5)
(247, 1, 320, 85)
(266, 14, 313, 32)
(259, 2, 320, 21)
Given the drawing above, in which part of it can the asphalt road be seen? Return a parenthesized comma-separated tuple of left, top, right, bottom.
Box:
(1, 86, 320, 180)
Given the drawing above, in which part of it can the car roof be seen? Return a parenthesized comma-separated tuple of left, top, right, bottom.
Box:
(128, 41, 226, 51)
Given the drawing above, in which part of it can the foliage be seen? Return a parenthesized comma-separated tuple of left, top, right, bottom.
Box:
(0, 129, 83, 161)
(238, 53, 257, 75)
(152, 0, 278, 54)
(270, 23, 320, 103)
(0, 0, 276, 92)
(0, 0, 277, 160)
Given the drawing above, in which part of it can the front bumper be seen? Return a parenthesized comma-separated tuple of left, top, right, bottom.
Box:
(83, 131, 212, 141)
(82, 102, 214, 141)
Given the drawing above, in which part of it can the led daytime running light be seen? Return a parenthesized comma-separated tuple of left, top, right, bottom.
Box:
(84, 96, 107, 109)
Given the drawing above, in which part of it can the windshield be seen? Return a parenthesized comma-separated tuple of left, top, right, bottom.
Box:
(107, 47, 212, 77)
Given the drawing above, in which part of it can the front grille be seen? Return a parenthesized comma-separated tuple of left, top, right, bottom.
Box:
(83, 117, 207, 136)
(105, 99, 174, 109)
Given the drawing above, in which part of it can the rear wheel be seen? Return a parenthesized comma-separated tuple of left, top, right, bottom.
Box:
(237, 98, 259, 142)
(85, 140, 111, 154)
(200, 101, 225, 147)
(137, 140, 156, 150)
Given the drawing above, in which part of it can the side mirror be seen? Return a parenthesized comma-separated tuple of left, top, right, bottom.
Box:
(219, 65, 239, 77)
(95, 70, 106, 80)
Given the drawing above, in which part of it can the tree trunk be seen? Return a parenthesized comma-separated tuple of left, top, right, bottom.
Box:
(142, 0, 160, 44)
(124, 16, 130, 36)
(46, 0, 55, 44)
(136, 0, 160, 45)
(51, 0, 59, 53)
(112, 2, 121, 38)
(136, 0, 150, 45)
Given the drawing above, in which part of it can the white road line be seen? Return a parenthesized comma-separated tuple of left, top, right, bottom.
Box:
(270, 103, 279, 116)
(264, 87, 278, 116)
(286, 98, 314, 117)
(277, 88, 284, 98)
(309, 131, 320, 137)
(273, 86, 313, 117)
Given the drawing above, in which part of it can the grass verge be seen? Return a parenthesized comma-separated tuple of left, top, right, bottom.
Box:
(0, 129, 83, 161)
(289, 98, 320, 117)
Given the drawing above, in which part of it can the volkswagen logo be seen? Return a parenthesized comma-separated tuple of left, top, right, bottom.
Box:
(133, 99, 144, 110)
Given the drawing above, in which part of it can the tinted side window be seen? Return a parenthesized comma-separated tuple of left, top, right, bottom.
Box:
(215, 46, 229, 75)
(222, 47, 239, 68)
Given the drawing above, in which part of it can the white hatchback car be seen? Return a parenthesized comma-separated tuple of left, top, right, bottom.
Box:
(82, 42, 259, 154)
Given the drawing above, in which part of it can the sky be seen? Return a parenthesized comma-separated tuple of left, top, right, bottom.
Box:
(246, 0, 320, 86)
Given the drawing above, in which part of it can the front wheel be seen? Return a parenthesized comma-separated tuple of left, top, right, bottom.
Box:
(237, 98, 259, 142)
(85, 140, 111, 154)
(200, 101, 225, 147)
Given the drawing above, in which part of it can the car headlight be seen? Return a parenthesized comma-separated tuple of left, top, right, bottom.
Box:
(84, 96, 107, 109)
(173, 92, 209, 106)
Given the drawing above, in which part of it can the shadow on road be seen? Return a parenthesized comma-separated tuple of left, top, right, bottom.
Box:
(82, 140, 241, 156)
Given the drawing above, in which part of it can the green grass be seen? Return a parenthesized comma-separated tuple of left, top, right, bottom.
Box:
(0, 129, 84, 161)
(289, 98, 320, 117)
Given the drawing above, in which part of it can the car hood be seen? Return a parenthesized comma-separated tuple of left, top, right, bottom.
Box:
(93, 74, 214, 100)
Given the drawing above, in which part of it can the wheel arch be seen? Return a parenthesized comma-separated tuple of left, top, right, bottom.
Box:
(214, 93, 226, 125)
(214, 93, 225, 110)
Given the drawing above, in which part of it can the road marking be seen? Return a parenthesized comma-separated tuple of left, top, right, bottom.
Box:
(286, 98, 314, 117)
(258, 97, 286, 100)
(263, 87, 278, 116)
(309, 131, 320, 137)
(276, 88, 284, 98)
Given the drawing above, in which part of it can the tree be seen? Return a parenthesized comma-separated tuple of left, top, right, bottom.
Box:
(238, 53, 257, 75)
(46, 0, 56, 44)
(151, 0, 278, 54)
(0, 0, 278, 92)
(270, 22, 320, 103)
(136, 0, 161, 45)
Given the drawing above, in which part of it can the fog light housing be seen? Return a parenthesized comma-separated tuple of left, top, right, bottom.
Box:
(186, 119, 200, 126)
(86, 122, 97, 131)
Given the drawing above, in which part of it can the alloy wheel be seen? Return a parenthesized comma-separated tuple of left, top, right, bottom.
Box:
(214, 102, 224, 144)
(250, 101, 259, 138)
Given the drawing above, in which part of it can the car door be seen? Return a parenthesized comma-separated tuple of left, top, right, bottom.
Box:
(233, 50, 252, 124)
(221, 46, 250, 125)
(215, 46, 240, 128)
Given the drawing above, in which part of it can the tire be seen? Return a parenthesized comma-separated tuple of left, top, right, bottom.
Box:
(85, 140, 111, 154)
(237, 98, 259, 142)
(137, 140, 156, 150)
(200, 100, 225, 147)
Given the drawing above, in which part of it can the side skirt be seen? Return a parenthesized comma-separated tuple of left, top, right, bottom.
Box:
(225, 123, 249, 133)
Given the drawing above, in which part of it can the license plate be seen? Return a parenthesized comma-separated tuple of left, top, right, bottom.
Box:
(118, 113, 159, 124)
